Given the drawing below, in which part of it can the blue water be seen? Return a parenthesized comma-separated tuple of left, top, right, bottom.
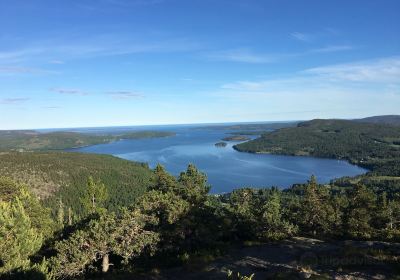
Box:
(70, 124, 367, 193)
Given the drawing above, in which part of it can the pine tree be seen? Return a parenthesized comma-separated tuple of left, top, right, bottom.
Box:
(51, 210, 158, 278)
(345, 184, 376, 239)
(151, 164, 178, 193)
(0, 177, 55, 239)
(299, 175, 335, 237)
(377, 193, 400, 240)
(80, 176, 108, 215)
(68, 206, 73, 226)
(57, 197, 64, 227)
(0, 198, 43, 273)
(0, 176, 20, 202)
(260, 189, 297, 240)
(178, 163, 210, 205)
(17, 187, 55, 239)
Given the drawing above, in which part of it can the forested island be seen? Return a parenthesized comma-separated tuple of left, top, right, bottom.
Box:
(1, 116, 400, 279)
(215, 141, 227, 147)
(0, 130, 175, 151)
(221, 135, 250, 141)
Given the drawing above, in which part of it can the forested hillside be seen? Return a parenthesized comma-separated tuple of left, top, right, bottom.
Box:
(1, 118, 400, 279)
(356, 115, 400, 126)
(234, 119, 400, 176)
(1, 165, 400, 279)
(0, 130, 175, 151)
(0, 152, 153, 216)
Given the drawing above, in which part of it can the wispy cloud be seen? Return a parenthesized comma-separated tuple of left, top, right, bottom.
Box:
(76, 0, 165, 10)
(207, 44, 355, 64)
(50, 88, 88, 96)
(0, 35, 200, 64)
(206, 49, 281, 64)
(99, 0, 164, 7)
(291, 32, 314, 42)
(211, 56, 400, 121)
(310, 45, 355, 53)
(219, 56, 400, 96)
(0, 98, 30, 104)
(49, 60, 64, 64)
(42, 106, 62, 109)
(0, 66, 56, 75)
(106, 91, 144, 99)
(304, 56, 400, 83)
(0, 48, 44, 63)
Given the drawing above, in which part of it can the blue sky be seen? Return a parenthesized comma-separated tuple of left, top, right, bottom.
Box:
(0, 0, 399, 129)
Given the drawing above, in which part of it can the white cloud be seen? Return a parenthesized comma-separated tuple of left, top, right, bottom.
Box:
(0, 98, 30, 104)
(305, 56, 400, 83)
(291, 32, 314, 42)
(219, 56, 400, 98)
(0, 35, 200, 64)
(50, 88, 88, 96)
(207, 49, 278, 63)
(106, 91, 144, 99)
(49, 60, 64, 64)
(42, 106, 62, 109)
(207, 44, 355, 64)
(310, 45, 355, 53)
(0, 66, 56, 75)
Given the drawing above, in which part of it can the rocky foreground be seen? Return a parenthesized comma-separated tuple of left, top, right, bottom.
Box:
(97, 237, 400, 280)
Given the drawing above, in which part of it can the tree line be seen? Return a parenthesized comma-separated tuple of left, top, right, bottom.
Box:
(1, 164, 400, 279)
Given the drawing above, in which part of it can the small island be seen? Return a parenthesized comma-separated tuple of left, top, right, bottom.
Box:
(215, 141, 227, 147)
(222, 135, 250, 141)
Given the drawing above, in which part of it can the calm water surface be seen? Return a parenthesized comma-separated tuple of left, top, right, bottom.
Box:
(70, 124, 367, 193)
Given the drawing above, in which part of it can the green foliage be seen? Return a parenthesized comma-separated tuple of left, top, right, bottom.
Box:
(0, 152, 153, 216)
(3, 160, 400, 278)
(56, 198, 64, 227)
(298, 176, 336, 237)
(0, 197, 43, 274)
(227, 270, 255, 280)
(151, 164, 179, 193)
(234, 119, 400, 176)
(51, 210, 159, 278)
(345, 184, 377, 239)
(0, 130, 175, 151)
(80, 176, 109, 215)
(17, 188, 55, 239)
(0, 176, 20, 202)
(178, 163, 210, 205)
(259, 189, 297, 240)
(0, 177, 55, 239)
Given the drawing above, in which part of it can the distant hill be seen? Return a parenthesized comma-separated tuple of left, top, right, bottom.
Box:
(0, 130, 175, 151)
(0, 152, 153, 216)
(234, 119, 400, 176)
(355, 115, 400, 126)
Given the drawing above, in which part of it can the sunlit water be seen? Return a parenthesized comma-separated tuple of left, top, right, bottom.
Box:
(68, 124, 367, 193)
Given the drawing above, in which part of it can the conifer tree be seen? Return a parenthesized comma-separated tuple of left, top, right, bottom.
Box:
(0, 198, 43, 273)
(80, 176, 108, 215)
(51, 210, 158, 278)
(68, 206, 73, 226)
(345, 184, 376, 239)
(178, 163, 210, 205)
(260, 189, 297, 240)
(151, 164, 178, 193)
(57, 198, 64, 227)
(299, 175, 335, 237)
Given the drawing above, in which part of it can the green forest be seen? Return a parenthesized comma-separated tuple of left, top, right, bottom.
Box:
(1, 119, 400, 279)
(235, 119, 400, 194)
(1, 164, 400, 279)
(0, 130, 175, 151)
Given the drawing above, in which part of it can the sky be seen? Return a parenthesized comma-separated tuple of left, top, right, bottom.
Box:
(0, 0, 399, 129)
